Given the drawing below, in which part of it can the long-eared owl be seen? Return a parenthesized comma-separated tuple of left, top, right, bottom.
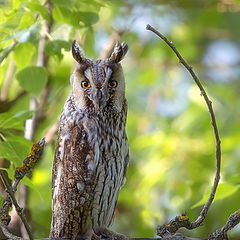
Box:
(50, 40, 129, 239)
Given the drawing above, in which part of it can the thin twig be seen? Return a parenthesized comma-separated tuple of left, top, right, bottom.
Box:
(0, 221, 23, 240)
(0, 170, 33, 240)
(0, 41, 18, 64)
(146, 24, 221, 235)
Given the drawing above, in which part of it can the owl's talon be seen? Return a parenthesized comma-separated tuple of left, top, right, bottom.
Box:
(92, 232, 102, 240)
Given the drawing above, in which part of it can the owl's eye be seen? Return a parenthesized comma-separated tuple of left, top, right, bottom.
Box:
(108, 80, 118, 88)
(81, 81, 91, 89)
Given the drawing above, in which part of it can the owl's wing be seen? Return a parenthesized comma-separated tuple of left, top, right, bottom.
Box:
(121, 134, 129, 187)
(50, 123, 94, 238)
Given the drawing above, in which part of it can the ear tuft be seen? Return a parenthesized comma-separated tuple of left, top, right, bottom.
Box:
(109, 42, 128, 63)
(72, 40, 85, 63)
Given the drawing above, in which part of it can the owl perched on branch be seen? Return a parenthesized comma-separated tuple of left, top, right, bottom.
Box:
(50, 40, 129, 240)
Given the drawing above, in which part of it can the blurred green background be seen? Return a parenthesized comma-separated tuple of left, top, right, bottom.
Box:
(0, 0, 240, 239)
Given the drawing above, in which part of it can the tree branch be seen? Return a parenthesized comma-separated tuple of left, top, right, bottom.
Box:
(0, 138, 45, 240)
(0, 222, 22, 240)
(146, 24, 222, 237)
(208, 209, 240, 239)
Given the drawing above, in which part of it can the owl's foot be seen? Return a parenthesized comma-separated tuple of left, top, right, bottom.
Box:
(95, 228, 126, 240)
(92, 232, 102, 240)
(75, 230, 93, 240)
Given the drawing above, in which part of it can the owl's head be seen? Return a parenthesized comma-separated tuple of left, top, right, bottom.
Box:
(70, 40, 128, 114)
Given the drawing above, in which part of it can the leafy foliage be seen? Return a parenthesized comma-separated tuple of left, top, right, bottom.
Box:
(1, 0, 240, 239)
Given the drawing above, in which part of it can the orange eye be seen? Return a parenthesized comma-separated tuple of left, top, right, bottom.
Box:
(81, 81, 91, 89)
(108, 80, 118, 88)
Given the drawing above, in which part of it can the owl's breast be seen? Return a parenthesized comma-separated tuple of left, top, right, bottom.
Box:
(79, 115, 128, 229)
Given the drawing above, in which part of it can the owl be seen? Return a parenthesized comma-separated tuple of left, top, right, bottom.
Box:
(50, 40, 129, 240)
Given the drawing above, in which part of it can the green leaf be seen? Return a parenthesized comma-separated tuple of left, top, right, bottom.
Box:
(82, 27, 95, 56)
(26, 2, 50, 21)
(191, 183, 239, 209)
(75, 0, 104, 12)
(50, 0, 103, 12)
(79, 11, 99, 26)
(52, 6, 74, 26)
(52, 6, 98, 27)
(13, 42, 36, 69)
(12, 0, 21, 10)
(45, 40, 71, 61)
(0, 113, 23, 130)
(18, 13, 35, 30)
(50, 0, 76, 10)
(14, 111, 34, 121)
(0, 111, 34, 131)
(0, 136, 32, 166)
(3, 10, 22, 29)
(16, 66, 48, 97)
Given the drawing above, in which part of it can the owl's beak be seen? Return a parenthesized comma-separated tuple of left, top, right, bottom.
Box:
(94, 89, 103, 110)
(97, 89, 102, 100)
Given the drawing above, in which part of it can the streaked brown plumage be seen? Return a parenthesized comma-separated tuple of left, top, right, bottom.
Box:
(50, 41, 129, 239)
